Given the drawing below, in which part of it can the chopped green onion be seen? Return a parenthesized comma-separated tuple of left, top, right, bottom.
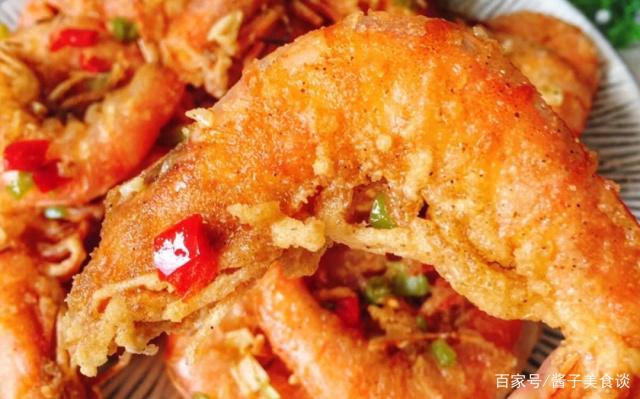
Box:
(431, 338, 457, 367)
(0, 23, 10, 40)
(192, 393, 210, 399)
(393, 272, 429, 298)
(385, 260, 406, 275)
(369, 193, 395, 229)
(44, 206, 67, 219)
(109, 17, 139, 42)
(416, 315, 428, 331)
(387, 261, 430, 298)
(6, 172, 33, 199)
(363, 276, 391, 305)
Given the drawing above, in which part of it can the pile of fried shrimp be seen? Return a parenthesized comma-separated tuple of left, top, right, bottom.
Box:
(4, 0, 638, 398)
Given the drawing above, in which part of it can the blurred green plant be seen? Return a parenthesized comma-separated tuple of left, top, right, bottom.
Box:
(571, 0, 640, 48)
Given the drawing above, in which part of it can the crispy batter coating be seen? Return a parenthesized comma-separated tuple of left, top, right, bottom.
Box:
(62, 13, 640, 396)
(487, 11, 600, 94)
(491, 31, 594, 135)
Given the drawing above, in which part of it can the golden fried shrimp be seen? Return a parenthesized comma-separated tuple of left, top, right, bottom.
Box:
(160, 0, 439, 97)
(0, 250, 86, 398)
(165, 280, 311, 399)
(0, 203, 103, 281)
(166, 246, 531, 399)
(7, 15, 144, 88)
(21, 0, 190, 44)
(167, 332, 309, 399)
(0, 16, 184, 209)
(52, 0, 431, 98)
(487, 11, 600, 94)
(158, 0, 267, 98)
(0, 204, 99, 397)
(487, 30, 594, 135)
(256, 267, 518, 399)
(62, 13, 640, 397)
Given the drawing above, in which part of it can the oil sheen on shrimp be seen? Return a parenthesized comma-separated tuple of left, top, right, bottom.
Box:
(62, 13, 640, 398)
(0, 16, 184, 209)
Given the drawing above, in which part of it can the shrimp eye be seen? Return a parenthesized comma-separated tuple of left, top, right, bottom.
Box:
(153, 214, 219, 296)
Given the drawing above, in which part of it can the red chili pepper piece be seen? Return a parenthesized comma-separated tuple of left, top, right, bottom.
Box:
(334, 295, 361, 327)
(50, 28, 99, 52)
(32, 161, 70, 192)
(3, 140, 50, 172)
(153, 214, 219, 296)
(80, 54, 111, 73)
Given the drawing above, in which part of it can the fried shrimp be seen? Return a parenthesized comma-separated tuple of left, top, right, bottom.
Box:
(27, 0, 436, 98)
(488, 30, 594, 135)
(487, 11, 600, 94)
(165, 272, 312, 399)
(62, 12, 640, 397)
(159, 0, 436, 98)
(256, 267, 518, 399)
(482, 12, 600, 136)
(0, 16, 184, 209)
(166, 247, 532, 399)
(0, 250, 87, 399)
(0, 203, 101, 397)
